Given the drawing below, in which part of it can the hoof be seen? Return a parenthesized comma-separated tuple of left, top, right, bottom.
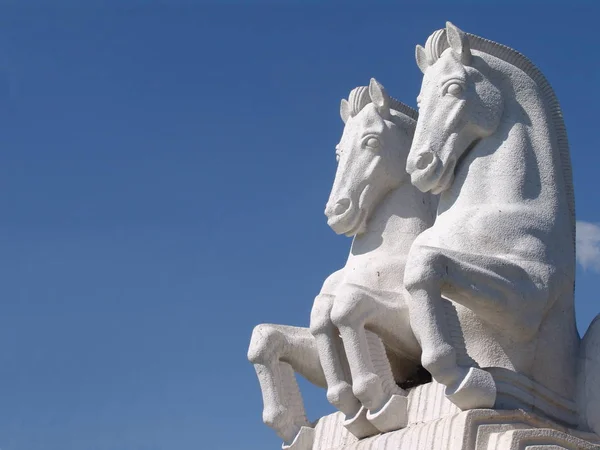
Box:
(353, 374, 384, 410)
(343, 406, 380, 439)
(445, 367, 496, 410)
(366, 394, 408, 433)
(282, 426, 314, 450)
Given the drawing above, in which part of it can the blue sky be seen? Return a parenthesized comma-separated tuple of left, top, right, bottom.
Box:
(0, 4, 599, 450)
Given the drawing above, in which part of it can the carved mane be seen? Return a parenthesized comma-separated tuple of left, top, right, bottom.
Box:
(422, 29, 576, 252)
(347, 85, 418, 122)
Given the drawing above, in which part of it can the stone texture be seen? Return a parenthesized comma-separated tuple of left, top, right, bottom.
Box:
(248, 80, 438, 446)
(405, 21, 579, 418)
(248, 20, 600, 450)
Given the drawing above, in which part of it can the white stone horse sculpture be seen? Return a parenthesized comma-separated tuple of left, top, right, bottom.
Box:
(248, 79, 437, 449)
(402, 22, 585, 426)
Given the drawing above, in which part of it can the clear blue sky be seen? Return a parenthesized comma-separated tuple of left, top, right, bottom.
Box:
(0, 3, 599, 450)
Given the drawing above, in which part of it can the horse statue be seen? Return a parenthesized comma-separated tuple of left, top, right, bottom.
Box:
(400, 21, 591, 428)
(248, 79, 437, 449)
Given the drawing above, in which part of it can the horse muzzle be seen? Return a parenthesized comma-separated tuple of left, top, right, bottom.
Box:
(407, 151, 442, 193)
(325, 197, 359, 232)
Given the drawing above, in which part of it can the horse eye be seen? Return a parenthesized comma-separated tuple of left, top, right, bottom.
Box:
(364, 137, 380, 149)
(446, 83, 463, 96)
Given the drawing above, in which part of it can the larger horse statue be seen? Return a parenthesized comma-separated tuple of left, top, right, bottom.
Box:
(248, 79, 437, 449)
(402, 21, 596, 429)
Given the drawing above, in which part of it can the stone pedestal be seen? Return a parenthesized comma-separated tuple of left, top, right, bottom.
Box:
(307, 382, 600, 450)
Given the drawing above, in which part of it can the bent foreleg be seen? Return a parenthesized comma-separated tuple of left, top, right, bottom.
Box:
(310, 293, 361, 417)
(248, 324, 324, 444)
(329, 286, 406, 413)
(404, 246, 497, 410)
(410, 246, 556, 340)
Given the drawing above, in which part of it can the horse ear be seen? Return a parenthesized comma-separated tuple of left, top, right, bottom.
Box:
(446, 21, 471, 65)
(369, 78, 390, 116)
(340, 99, 351, 123)
(415, 45, 429, 73)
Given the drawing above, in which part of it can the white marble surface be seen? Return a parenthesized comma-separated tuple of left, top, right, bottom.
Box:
(248, 21, 600, 450)
(405, 22, 579, 420)
(249, 80, 437, 447)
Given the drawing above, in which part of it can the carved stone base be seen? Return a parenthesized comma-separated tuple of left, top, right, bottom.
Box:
(311, 409, 600, 449)
(305, 381, 600, 449)
(282, 426, 314, 450)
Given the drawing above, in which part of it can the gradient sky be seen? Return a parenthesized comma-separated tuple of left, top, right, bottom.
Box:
(0, 3, 599, 450)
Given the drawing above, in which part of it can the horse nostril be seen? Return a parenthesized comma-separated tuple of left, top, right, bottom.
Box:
(416, 152, 434, 170)
(333, 198, 351, 215)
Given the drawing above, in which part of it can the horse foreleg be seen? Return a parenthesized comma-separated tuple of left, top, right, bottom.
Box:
(438, 249, 556, 340)
(310, 293, 361, 416)
(404, 247, 500, 410)
(248, 324, 324, 445)
(409, 246, 555, 340)
(311, 292, 382, 438)
(329, 287, 406, 413)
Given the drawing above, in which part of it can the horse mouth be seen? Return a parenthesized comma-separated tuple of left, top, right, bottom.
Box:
(327, 185, 371, 236)
(410, 154, 457, 195)
(327, 204, 366, 236)
(412, 138, 479, 194)
(430, 158, 457, 195)
(410, 155, 442, 193)
(342, 209, 368, 237)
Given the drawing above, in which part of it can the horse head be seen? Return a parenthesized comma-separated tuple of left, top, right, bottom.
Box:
(407, 22, 504, 195)
(325, 78, 416, 236)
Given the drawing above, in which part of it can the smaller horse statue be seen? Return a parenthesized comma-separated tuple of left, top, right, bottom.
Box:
(248, 79, 437, 449)
(403, 22, 581, 424)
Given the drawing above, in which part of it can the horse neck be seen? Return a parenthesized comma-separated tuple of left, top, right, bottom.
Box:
(351, 180, 436, 256)
(441, 58, 569, 222)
